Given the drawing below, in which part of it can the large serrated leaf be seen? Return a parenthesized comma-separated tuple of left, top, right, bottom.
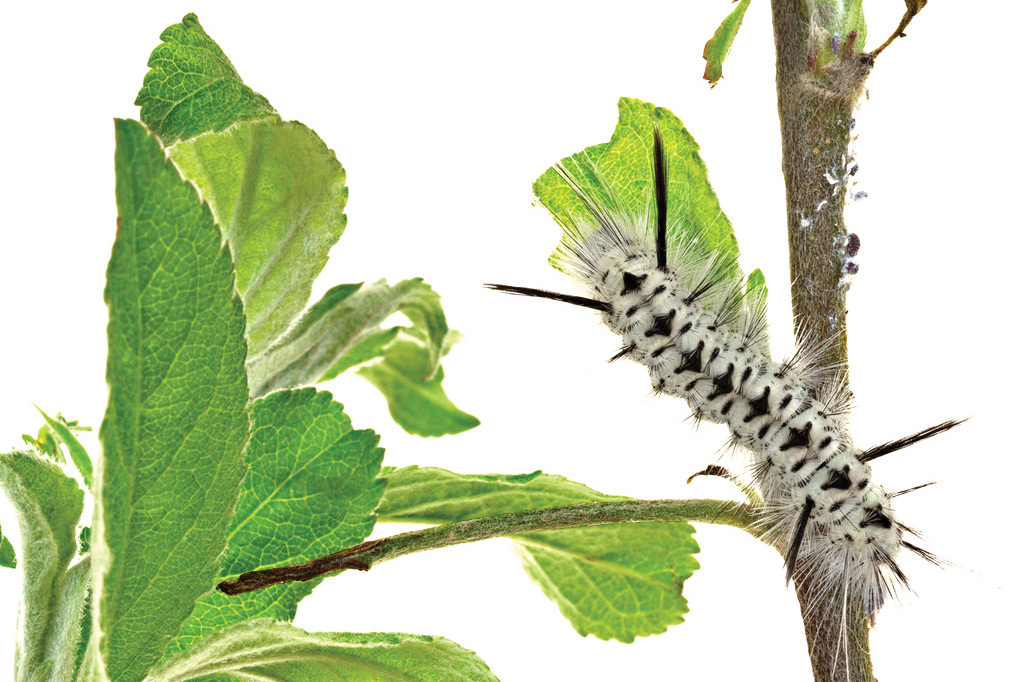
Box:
(168, 119, 348, 359)
(703, 0, 752, 87)
(148, 621, 499, 682)
(0, 451, 84, 682)
(136, 13, 276, 144)
(98, 119, 250, 682)
(534, 97, 742, 285)
(377, 466, 700, 642)
(166, 388, 385, 656)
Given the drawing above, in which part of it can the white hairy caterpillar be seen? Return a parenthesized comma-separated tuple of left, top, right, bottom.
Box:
(488, 124, 962, 618)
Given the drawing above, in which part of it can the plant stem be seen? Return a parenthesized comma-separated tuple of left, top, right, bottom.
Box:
(770, 1, 876, 680)
(217, 498, 756, 595)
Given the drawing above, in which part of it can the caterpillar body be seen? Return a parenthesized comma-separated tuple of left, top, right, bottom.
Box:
(489, 122, 961, 619)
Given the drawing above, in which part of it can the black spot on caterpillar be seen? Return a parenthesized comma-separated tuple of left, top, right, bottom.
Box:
(485, 121, 966, 618)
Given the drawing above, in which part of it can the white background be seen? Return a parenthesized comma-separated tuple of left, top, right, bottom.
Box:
(1, 1, 1020, 680)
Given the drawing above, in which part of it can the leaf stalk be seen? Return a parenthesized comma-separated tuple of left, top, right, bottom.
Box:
(217, 498, 757, 595)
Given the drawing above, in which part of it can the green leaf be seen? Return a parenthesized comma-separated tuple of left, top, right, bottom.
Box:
(136, 13, 276, 144)
(99, 119, 250, 682)
(78, 526, 90, 555)
(0, 451, 84, 679)
(357, 339, 480, 437)
(515, 524, 699, 642)
(148, 621, 499, 682)
(168, 119, 348, 359)
(377, 466, 700, 642)
(702, 0, 752, 87)
(1, 529, 16, 568)
(376, 466, 629, 523)
(34, 406, 93, 489)
(534, 97, 742, 285)
(248, 279, 445, 397)
(166, 388, 386, 657)
(41, 557, 91, 682)
(842, 0, 868, 52)
(247, 278, 477, 437)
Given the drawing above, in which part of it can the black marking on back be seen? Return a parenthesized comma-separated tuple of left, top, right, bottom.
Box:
(484, 284, 612, 313)
(860, 507, 893, 529)
(821, 466, 853, 491)
(675, 341, 704, 374)
(858, 419, 967, 463)
(786, 497, 815, 583)
(621, 271, 645, 294)
(646, 309, 675, 337)
(744, 386, 771, 422)
(707, 363, 735, 400)
(780, 422, 812, 452)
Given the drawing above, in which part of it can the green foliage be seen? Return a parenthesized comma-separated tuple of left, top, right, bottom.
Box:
(166, 389, 386, 656)
(136, 13, 276, 144)
(357, 338, 480, 437)
(534, 97, 743, 287)
(168, 120, 348, 359)
(516, 524, 699, 642)
(138, 13, 476, 436)
(41, 558, 91, 682)
(148, 621, 499, 682)
(703, 0, 752, 87)
(0, 529, 15, 568)
(249, 278, 476, 436)
(377, 466, 629, 521)
(99, 119, 251, 682)
(26, 407, 93, 488)
(378, 466, 700, 642)
(0, 451, 84, 680)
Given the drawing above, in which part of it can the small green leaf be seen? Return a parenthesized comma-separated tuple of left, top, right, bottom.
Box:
(703, 0, 752, 87)
(41, 557, 91, 682)
(357, 339, 480, 437)
(0, 451, 84, 678)
(515, 524, 699, 642)
(377, 466, 629, 522)
(534, 98, 743, 286)
(99, 119, 250, 682)
(149, 621, 499, 682)
(168, 119, 348, 359)
(34, 406, 93, 489)
(78, 526, 90, 555)
(136, 13, 276, 144)
(0, 529, 16, 568)
(377, 466, 700, 642)
(248, 279, 447, 397)
(166, 389, 386, 656)
(842, 0, 868, 52)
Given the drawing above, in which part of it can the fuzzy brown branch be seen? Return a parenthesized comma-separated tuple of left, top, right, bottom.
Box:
(217, 498, 757, 595)
(770, 1, 877, 680)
